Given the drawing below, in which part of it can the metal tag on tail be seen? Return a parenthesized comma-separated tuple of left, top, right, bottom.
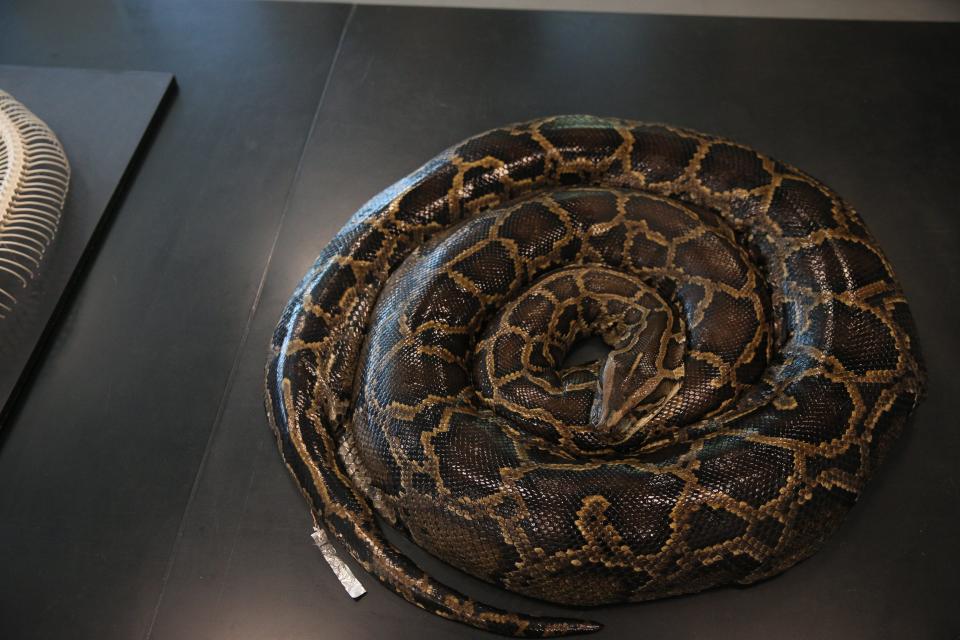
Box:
(311, 526, 367, 599)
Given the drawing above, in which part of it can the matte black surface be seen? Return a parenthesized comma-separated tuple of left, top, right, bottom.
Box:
(0, 2, 350, 639)
(0, 65, 172, 422)
(1, 3, 958, 640)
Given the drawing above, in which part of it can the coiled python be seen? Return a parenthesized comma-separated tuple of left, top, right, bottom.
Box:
(265, 115, 925, 636)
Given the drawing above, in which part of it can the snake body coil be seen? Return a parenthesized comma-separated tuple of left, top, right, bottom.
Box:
(266, 116, 925, 636)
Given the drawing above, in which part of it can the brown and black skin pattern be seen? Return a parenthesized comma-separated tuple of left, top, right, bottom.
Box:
(265, 115, 926, 636)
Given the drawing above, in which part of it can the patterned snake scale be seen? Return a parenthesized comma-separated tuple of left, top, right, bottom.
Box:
(265, 116, 926, 636)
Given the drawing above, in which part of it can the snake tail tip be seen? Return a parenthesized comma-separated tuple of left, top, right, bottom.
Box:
(568, 620, 604, 636)
(529, 617, 603, 637)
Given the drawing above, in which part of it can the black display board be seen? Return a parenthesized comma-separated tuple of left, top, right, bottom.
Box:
(0, 3, 957, 640)
(0, 65, 173, 421)
(0, 2, 353, 639)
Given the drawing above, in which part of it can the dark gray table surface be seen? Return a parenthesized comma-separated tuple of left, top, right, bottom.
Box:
(0, 65, 172, 422)
(0, 3, 957, 639)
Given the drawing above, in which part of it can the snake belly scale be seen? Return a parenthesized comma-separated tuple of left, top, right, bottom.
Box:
(265, 115, 925, 636)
